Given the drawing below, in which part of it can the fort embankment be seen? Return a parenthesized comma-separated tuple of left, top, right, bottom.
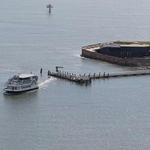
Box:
(81, 42, 150, 66)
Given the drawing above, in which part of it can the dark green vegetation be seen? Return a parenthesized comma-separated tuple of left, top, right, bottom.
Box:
(114, 41, 150, 45)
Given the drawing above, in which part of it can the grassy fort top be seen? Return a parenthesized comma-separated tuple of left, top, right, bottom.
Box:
(113, 41, 150, 45)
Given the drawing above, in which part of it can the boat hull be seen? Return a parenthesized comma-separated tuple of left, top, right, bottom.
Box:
(4, 86, 39, 94)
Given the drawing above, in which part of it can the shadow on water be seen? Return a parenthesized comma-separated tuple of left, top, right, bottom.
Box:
(54, 77, 92, 88)
(3, 89, 39, 102)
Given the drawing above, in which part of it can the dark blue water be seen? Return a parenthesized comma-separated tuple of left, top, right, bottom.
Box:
(0, 0, 150, 149)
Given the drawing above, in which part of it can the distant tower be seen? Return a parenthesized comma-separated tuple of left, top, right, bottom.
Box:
(47, 4, 53, 14)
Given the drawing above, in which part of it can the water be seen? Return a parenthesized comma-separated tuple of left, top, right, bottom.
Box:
(0, 0, 150, 149)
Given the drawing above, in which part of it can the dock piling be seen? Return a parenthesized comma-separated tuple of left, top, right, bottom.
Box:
(47, 4, 53, 14)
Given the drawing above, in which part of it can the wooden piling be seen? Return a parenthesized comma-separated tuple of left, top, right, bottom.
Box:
(47, 4, 53, 14)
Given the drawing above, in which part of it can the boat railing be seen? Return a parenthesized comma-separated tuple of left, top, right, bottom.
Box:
(6, 80, 36, 86)
(5, 84, 33, 90)
(5, 80, 37, 89)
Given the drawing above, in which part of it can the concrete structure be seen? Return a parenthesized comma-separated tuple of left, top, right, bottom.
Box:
(81, 41, 150, 66)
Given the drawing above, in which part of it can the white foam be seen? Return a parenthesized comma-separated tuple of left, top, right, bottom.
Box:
(38, 77, 56, 89)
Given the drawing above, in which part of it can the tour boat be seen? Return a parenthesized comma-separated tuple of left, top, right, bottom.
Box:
(3, 74, 39, 94)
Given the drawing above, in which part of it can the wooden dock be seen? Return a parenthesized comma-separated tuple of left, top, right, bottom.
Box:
(89, 71, 150, 79)
(48, 71, 92, 84)
(47, 69, 150, 85)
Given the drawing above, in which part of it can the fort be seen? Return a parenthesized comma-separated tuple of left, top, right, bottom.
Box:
(81, 41, 150, 66)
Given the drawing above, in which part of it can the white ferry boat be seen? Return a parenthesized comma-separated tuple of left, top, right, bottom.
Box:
(4, 74, 39, 94)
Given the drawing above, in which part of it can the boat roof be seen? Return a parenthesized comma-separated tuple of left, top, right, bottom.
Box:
(18, 74, 37, 79)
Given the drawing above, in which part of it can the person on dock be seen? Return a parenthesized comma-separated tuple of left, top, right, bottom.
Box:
(48, 70, 51, 78)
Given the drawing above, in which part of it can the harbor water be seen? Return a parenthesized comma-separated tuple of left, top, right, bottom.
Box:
(0, 0, 150, 149)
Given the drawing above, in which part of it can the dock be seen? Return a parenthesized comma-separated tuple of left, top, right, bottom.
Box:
(48, 70, 92, 84)
(89, 71, 150, 79)
(47, 69, 150, 85)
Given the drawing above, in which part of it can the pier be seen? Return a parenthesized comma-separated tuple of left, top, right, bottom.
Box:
(47, 69, 150, 85)
(89, 71, 150, 79)
(48, 70, 92, 84)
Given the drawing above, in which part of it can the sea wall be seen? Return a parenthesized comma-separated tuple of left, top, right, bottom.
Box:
(81, 45, 139, 66)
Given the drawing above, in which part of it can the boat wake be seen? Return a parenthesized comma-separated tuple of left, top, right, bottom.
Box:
(38, 77, 55, 89)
